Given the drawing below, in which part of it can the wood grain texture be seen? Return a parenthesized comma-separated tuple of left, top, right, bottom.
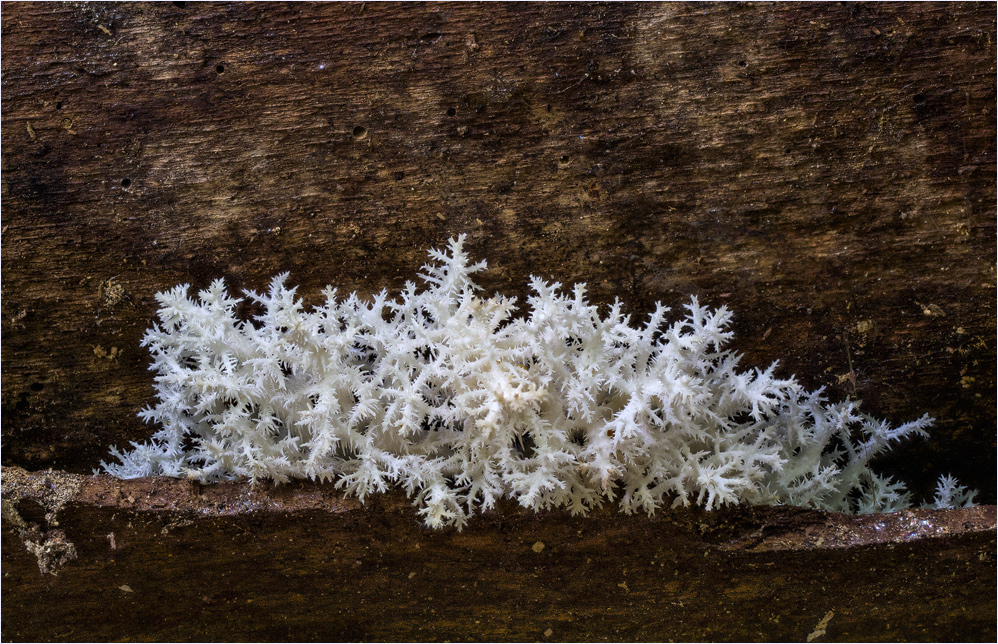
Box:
(2, 467, 996, 641)
(1, 2, 995, 501)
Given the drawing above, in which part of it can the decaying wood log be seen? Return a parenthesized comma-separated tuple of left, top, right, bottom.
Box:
(2, 1, 994, 495)
(2, 466, 995, 641)
(1, 2, 995, 640)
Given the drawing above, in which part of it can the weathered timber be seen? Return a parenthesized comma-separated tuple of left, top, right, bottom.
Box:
(2, 466, 995, 642)
(1, 3, 996, 640)
(1, 2, 994, 497)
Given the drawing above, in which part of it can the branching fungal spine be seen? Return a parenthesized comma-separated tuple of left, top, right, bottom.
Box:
(103, 235, 976, 528)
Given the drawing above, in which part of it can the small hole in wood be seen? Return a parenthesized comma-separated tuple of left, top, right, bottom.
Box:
(446, 108, 456, 117)
(215, 63, 225, 74)
(352, 126, 367, 140)
(121, 178, 132, 189)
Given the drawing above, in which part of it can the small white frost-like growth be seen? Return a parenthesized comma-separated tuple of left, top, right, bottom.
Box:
(103, 235, 975, 528)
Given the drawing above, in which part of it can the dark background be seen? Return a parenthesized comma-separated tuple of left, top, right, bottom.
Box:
(2, 2, 995, 501)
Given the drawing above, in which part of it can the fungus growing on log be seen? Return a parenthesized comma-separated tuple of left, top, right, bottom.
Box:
(103, 236, 976, 528)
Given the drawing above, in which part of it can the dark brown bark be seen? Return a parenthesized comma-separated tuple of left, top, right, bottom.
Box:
(1, 3, 995, 640)
(2, 467, 996, 642)
(2, 2, 994, 497)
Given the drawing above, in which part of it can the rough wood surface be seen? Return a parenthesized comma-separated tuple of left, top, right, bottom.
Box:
(1, 4, 995, 639)
(2, 2, 993, 498)
(2, 466, 996, 642)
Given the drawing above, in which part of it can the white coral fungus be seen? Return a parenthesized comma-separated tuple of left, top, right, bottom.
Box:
(103, 236, 974, 528)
